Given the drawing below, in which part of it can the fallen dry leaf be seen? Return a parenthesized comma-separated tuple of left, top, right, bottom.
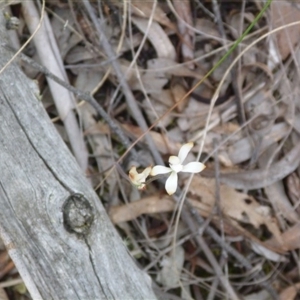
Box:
(132, 16, 176, 60)
(109, 195, 174, 224)
(142, 92, 174, 128)
(195, 18, 221, 42)
(286, 172, 300, 209)
(121, 124, 182, 155)
(170, 81, 189, 112)
(279, 282, 300, 300)
(173, 0, 194, 65)
(227, 122, 290, 165)
(146, 57, 205, 79)
(129, 0, 176, 30)
(227, 11, 255, 40)
(267, 223, 300, 252)
(250, 242, 286, 262)
(271, 1, 300, 61)
(188, 177, 282, 244)
(258, 143, 298, 223)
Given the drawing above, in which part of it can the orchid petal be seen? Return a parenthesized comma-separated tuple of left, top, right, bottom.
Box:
(169, 155, 181, 165)
(165, 172, 178, 195)
(170, 163, 183, 173)
(142, 166, 152, 178)
(151, 165, 172, 176)
(134, 172, 148, 182)
(129, 166, 138, 177)
(128, 167, 139, 184)
(129, 166, 152, 187)
(178, 142, 193, 163)
(182, 162, 206, 173)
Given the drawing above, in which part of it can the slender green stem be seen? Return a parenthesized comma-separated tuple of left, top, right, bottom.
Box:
(203, 0, 273, 80)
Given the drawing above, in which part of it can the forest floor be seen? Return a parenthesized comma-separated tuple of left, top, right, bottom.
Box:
(1, 1, 300, 299)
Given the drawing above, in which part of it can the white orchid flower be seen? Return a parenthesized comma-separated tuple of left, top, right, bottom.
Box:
(129, 166, 152, 190)
(150, 142, 206, 195)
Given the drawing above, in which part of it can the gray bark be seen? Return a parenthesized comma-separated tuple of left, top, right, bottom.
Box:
(0, 14, 157, 300)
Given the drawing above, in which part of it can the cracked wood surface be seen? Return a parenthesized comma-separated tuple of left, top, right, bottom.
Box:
(0, 14, 156, 300)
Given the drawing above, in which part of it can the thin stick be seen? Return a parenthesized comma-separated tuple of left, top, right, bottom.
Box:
(82, 0, 164, 166)
(187, 203, 279, 299)
(22, 0, 89, 170)
(213, 138, 229, 299)
(0, 1, 45, 76)
(211, 0, 226, 42)
(180, 208, 240, 300)
(4, 47, 138, 159)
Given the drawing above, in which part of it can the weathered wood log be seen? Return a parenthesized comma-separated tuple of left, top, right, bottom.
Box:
(0, 14, 157, 300)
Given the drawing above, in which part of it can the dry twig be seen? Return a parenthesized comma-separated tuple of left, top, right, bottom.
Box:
(22, 1, 89, 171)
(82, 0, 164, 166)
(4, 46, 138, 160)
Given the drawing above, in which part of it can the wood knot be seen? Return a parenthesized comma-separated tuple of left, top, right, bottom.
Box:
(62, 193, 94, 236)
